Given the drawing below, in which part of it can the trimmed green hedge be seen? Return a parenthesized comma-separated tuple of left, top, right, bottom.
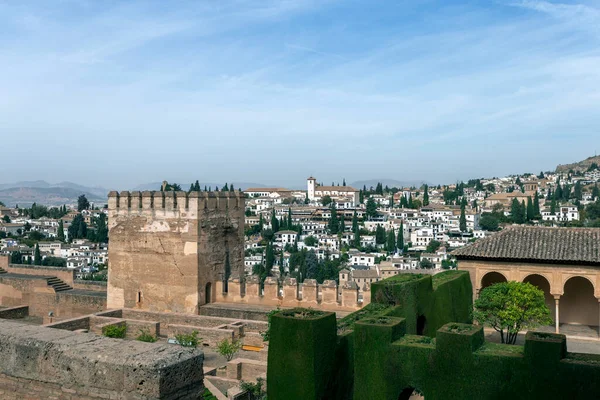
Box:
(267, 271, 600, 399)
(267, 309, 337, 400)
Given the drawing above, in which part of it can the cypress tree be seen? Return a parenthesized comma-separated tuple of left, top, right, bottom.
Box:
(526, 197, 534, 221)
(459, 203, 467, 232)
(359, 190, 364, 204)
(389, 195, 394, 208)
(287, 208, 293, 229)
(343, 178, 346, 186)
(353, 226, 361, 248)
(351, 211, 358, 233)
(271, 209, 279, 233)
(57, 220, 65, 242)
(188, 183, 194, 193)
(34, 244, 41, 265)
(533, 192, 541, 219)
(265, 242, 274, 272)
(328, 203, 339, 234)
(511, 198, 522, 223)
(423, 185, 430, 206)
(386, 228, 396, 253)
(397, 223, 404, 251)
(375, 225, 386, 245)
(550, 198, 557, 214)
(592, 184, 599, 200)
(279, 251, 284, 276)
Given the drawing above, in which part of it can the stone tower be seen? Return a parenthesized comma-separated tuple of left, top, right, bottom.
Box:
(107, 190, 244, 314)
(307, 176, 316, 201)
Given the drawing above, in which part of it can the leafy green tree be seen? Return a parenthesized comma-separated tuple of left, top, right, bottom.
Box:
(321, 195, 333, 206)
(423, 185, 429, 206)
(479, 214, 499, 231)
(305, 250, 319, 280)
(585, 200, 600, 222)
(68, 214, 87, 241)
(77, 195, 90, 212)
(34, 244, 42, 265)
(592, 184, 599, 201)
(573, 181, 582, 201)
(365, 197, 377, 219)
(510, 198, 525, 224)
(396, 223, 404, 251)
(57, 220, 65, 242)
(2, 215, 10, 223)
(42, 257, 67, 267)
(303, 236, 317, 247)
(217, 338, 242, 361)
(10, 251, 22, 264)
(550, 198, 557, 214)
(419, 258, 434, 269)
(426, 240, 441, 253)
(474, 281, 552, 344)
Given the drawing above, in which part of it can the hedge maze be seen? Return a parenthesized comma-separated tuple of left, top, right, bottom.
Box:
(267, 271, 600, 399)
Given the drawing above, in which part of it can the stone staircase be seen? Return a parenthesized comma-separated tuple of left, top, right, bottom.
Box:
(46, 277, 73, 292)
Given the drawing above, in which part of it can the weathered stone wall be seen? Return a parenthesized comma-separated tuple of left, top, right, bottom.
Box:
(7, 264, 75, 285)
(32, 291, 106, 321)
(0, 305, 28, 319)
(107, 191, 244, 314)
(0, 255, 7, 269)
(214, 276, 369, 312)
(0, 319, 204, 399)
(73, 280, 107, 292)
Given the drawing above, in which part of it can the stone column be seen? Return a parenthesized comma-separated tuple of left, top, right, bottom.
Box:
(554, 295, 561, 334)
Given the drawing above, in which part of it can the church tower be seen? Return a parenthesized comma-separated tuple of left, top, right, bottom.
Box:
(307, 176, 316, 201)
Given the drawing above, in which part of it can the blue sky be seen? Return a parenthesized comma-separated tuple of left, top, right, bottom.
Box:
(1, 0, 599, 188)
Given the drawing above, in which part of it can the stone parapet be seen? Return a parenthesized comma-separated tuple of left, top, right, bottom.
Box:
(216, 275, 370, 311)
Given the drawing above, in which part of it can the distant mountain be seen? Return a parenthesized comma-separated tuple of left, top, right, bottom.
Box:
(0, 187, 105, 207)
(556, 155, 600, 173)
(350, 179, 428, 190)
(132, 182, 269, 191)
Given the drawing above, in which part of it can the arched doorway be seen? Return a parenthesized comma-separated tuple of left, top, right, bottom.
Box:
(480, 272, 507, 292)
(523, 274, 554, 322)
(205, 282, 212, 304)
(561, 277, 597, 326)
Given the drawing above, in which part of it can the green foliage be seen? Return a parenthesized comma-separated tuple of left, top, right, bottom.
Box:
(102, 324, 127, 339)
(474, 281, 552, 344)
(426, 240, 441, 253)
(459, 198, 467, 231)
(68, 214, 87, 240)
(366, 197, 377, 219)
(175, 330, 200, 347)
(375, 225, 386, 245)
(303, 235, 317, 247)
(479, 214, 499, 231)
(41, 257, 66, 267)
(33, 244, 41, 265)
(396, 223, 404, 251)
(240, 378, 267, 400)
(10, 251, 22, 264)
(261, 307, 282, 341)
(422, 184, 429, 206)
(137, 329, 157, 343)
(217, 338, 242, 361)
(419, 258, 434, 269)
(202, 388, 218, 400)
(2, 215, 10, 223)
(321, 195, 332, 206)
(77, 194, 90, 212)
(57, 220, 65, 242)
(510, 198, 526, 224)
(386, 228, 396, 253)
(94, 213, 108, 242)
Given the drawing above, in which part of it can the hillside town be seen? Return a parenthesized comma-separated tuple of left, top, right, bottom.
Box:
(2, 162, 599, 295)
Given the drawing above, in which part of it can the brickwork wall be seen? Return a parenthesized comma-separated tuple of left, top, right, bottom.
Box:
(107, 191, 244, 314)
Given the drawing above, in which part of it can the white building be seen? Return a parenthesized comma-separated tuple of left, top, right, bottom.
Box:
(307, 177, 360, 206)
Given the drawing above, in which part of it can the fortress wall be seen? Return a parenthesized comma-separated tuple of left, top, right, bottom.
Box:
(215, 276, 368, 312)
(0, 319, 204, 400)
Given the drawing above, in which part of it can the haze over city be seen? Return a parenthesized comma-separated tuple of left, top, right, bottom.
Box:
(1, 0, 599, 187)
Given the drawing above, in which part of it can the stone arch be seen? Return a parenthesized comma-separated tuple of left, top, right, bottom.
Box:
(523, 274, 554, 322)
(562, 274, 595, 294)
(561, 276, 597, 326)
(480, 271, 507, 291)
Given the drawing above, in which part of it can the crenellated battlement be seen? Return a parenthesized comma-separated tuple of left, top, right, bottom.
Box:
(215, 275, 369, 312)
(108, 190, 244, 213)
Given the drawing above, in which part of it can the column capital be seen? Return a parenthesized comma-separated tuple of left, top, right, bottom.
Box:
(553, 294, 561, 300)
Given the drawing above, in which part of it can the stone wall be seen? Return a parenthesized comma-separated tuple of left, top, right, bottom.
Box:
(215, 276, 369, 312)
(107, 190, 244, 314)
(0, 305, 28, 319)
(7, 264, 75, 285)
(0, 255, 7, 269)
(0, 319, 204, 399)
(73, 280, 107, 292)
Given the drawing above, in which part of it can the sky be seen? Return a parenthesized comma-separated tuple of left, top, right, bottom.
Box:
(1, 0, 599, 188)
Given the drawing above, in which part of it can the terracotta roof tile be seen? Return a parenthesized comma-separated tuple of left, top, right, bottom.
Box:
(452, 226, 600, 265)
